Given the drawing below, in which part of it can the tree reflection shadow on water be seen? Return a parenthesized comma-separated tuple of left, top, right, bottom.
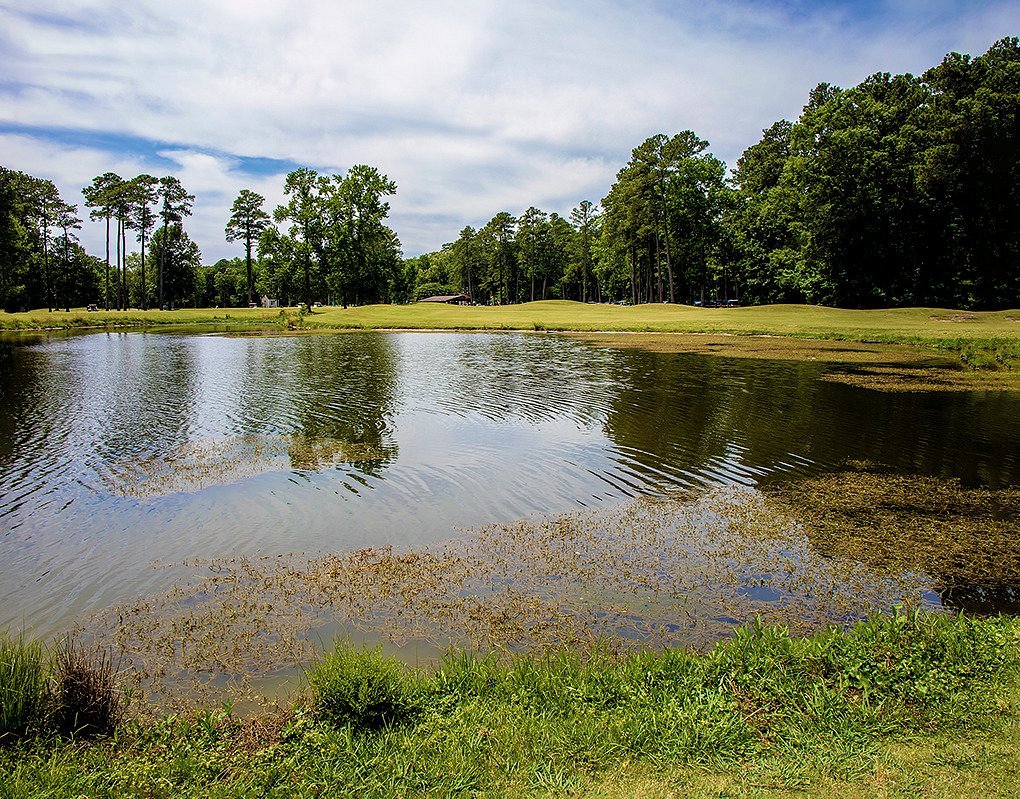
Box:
(81, 466, 1019, 712)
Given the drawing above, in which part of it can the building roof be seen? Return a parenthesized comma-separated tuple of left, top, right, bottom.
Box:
(420, 294, 470, 303)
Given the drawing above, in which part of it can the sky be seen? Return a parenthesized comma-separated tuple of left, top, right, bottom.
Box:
(1, 1, 1017, 261)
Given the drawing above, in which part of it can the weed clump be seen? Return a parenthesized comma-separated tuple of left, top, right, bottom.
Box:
(51, 637, 125, 738)
(1, 634, 125, 742)
(307, 644, 419, 730)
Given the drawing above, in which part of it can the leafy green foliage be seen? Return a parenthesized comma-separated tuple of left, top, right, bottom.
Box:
(307, 644, 420, 730)
(728, 37, 1020, 310)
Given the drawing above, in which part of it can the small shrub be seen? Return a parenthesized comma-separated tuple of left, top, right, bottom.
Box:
(51, 637, 124, 738)
(0, 633, 48, 742)
(307, 643, 419, 730)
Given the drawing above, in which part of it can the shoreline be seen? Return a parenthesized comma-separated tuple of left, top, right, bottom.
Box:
(5, 302, 1017, 391)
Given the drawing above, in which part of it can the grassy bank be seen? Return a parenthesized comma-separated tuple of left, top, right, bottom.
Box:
(2, 612, 1018, 797)
(2, 301, 1017, 345)
(4, 302, 1017, 387)
(0, 306, 292, 331)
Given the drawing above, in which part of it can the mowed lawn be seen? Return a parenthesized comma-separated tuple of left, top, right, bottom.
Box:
(3, 301, 1019, 347)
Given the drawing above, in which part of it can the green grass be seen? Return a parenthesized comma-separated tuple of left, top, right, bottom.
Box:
(0, 306, 295, 331)
(0, 633, 126, 745)
(2, 612, 1018, 797)
(0, 633, 47, 742)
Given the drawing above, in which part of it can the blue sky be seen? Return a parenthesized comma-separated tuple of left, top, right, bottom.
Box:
(1, 0, 1017, 261)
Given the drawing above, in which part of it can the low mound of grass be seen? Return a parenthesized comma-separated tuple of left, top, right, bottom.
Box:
(3, 611, 1018, 797)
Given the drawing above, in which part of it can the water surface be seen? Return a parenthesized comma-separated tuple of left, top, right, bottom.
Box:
(1, 330, 1017, 639)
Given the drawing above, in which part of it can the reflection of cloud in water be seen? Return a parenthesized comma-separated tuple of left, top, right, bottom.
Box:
(95, 435, 396, 497)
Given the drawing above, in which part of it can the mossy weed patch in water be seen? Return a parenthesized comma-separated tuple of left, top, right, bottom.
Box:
(766, 466, 1020, 613)
(573, 332, 1020, 392)
(84, 487, 939, 711)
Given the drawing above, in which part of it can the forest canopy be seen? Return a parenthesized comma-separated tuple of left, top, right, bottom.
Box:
(1, 38, 1017, 312)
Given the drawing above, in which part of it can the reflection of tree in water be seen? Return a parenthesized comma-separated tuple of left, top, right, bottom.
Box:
(768, 466, 1020, 615)
(939, 584, 1020, 615)
(0, 340, 24, 467)
(285, 334, 399, 474)
(597, 346, 1020, 489)
(95, 333, 401, 495)
(436, 333, 613, 427)
(598, 349, 866, 489)
(94, 334, 201, 462)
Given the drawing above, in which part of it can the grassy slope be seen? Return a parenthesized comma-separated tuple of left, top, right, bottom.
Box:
(6, 302, 1017, 377)
(3, 301, 1019, 342)
(309, 300, 1020, 343)
(2, 614, 1018, 798)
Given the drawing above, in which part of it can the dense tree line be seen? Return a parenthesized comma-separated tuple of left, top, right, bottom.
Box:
(1, 39, 1016, 312)
(258, 165, 402, 308)
(0, 167, 100, 311)
(413, 38, 1018, 310)
(729, 37, 1019, 308)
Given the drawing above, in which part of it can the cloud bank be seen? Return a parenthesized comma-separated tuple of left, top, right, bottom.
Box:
(2, 0, 1017, 259)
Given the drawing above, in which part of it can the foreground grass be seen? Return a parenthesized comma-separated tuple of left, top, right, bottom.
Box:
(2, 612, 1018, 798)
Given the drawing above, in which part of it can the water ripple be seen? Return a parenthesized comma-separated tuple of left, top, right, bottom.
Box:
(1, 330, 1018, 639)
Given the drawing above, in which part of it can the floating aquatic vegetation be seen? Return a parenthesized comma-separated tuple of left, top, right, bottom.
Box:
(818, 364, 1018, 392)
(766, 464, 1020, 613)
(95, 435, 394, 498)
(83, 484, 944, 711)
(572, 332, 1019, 392)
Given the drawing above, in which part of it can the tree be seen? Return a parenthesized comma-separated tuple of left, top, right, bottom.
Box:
(478, 212, 517, 304)
(147, 223, 200, 308)
(516, 207, 550, 302)
(54, 198, 82, 311)
(128, 175, 159, 310)
(82, 172, 123, 310)
(30, 178, 63, 312)
(569, 200, 599, 302)
(0, 168, 45, 311)
(275, 168, 320, 308)
(225, 189, 270, 306)
(257, 226, 300, 305)
(157, 176, 194, 309)
(450, 226, 480, 301)
(919, 37, 1020, 308)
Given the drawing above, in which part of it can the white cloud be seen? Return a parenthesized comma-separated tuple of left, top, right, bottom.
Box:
(2, 0, 1018, 258)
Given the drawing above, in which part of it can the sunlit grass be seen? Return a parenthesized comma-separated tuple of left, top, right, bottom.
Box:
(0, 633, 125, 743)
(0, 633, 47, 742)
(2, 301, 1017, 343)
(2, 613, 1018, 797)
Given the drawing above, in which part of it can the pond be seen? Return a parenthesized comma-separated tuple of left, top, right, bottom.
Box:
(1, 330, 1017, 654)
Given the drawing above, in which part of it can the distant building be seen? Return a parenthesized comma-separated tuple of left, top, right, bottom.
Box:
(420, 293, 471, 305)
(261, 295, 279, 308)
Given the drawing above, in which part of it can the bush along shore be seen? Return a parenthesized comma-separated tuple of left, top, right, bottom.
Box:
(2, 610, 1019, 797)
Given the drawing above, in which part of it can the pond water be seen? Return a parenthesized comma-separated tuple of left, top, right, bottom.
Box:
(1, 330, 1018, 641)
